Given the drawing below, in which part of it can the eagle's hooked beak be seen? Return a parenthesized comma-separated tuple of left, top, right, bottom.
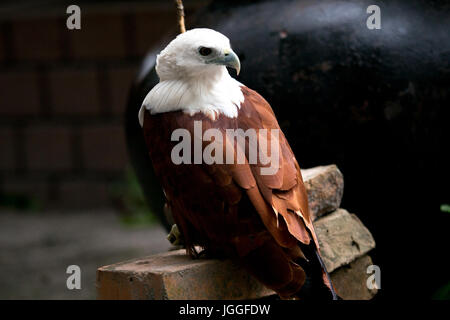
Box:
(210, 49, 241, 75)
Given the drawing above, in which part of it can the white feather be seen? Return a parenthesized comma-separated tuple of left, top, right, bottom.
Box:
(138, 28, 244, 127)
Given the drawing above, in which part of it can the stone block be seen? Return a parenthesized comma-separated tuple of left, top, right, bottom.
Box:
(302, 165, 344, 220)
(97, 208, 376, 300)
(331, 255, 378, 300)
(97, 249, 273, 300)
(315, 209, 376, 272)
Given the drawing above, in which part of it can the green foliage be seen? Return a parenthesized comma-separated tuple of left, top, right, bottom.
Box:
(440, 204, 450, 213)
(433, 281, 450, 300)
(110, 166, 158, 226)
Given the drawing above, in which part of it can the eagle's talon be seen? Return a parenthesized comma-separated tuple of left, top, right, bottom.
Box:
(167, 224, 184, 246)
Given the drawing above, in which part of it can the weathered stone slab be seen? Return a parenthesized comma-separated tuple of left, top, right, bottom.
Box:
(315, 209, 376, 272)
(302, 165, 344, 221)
(97, 208, 375, 300)
(331, 255, 378, 300)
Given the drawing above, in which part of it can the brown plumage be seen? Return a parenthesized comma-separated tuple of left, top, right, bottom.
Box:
(142, 86, 336, 299)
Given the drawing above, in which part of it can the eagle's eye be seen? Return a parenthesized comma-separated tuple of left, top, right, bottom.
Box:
(198, 46, 213, 56)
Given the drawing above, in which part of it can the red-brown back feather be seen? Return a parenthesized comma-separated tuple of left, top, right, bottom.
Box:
(142, 86, 330, 298)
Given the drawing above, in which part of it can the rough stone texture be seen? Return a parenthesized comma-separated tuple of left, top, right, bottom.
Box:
(330, 255, 378, 300)
(97, 249, 273, 300)
(97, 208, 376, 300)
(302, 165, 344, 221)
(315, 209, 376, 272)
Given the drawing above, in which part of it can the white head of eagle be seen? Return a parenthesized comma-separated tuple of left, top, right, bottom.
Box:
(139, 28, 245, 126)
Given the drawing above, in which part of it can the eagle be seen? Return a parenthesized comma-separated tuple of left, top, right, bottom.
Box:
(139, 28, 337, 300)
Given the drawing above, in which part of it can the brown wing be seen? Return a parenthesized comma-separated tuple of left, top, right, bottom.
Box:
(141, 86, 328, 297)
(236, 86, 320, 250)
(141, 88, 318, 250)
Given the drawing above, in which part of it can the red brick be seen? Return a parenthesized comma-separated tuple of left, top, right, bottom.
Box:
(67, 14, 126, 59)
(49, 68, 100, 115)
(97, 249, 274, 300)
(0, 71, 40, 116)
(108, 65, 138, 116)
(134, 10, 175, 56)
(24, 125, 72, 171)
(58, 178, 112, 208)
(0, 127, 15, 171)
(81, 124, 127, 171)
(12, 18, 62, 61)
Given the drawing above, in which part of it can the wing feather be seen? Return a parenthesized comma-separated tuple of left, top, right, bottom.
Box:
(236, 86, 318, 248)
(141, 86, 319, 252)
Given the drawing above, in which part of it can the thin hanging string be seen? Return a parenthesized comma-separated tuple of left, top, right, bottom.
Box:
(175, 0, 186, 33)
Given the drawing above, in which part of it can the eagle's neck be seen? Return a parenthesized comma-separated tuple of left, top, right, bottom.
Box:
(139, 66, 244, 126)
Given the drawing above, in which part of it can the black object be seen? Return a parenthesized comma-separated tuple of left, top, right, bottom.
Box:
(125, 0, 450, 299)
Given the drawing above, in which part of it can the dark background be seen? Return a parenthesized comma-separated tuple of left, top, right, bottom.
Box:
(0, 0, 206, 209)
(0, 0, 195, 299)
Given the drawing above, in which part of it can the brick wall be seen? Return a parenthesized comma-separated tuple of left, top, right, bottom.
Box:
(0, 1, 203, 209)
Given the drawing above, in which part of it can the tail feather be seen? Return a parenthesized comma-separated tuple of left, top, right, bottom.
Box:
(239, 235, 339, 300)
(295, 241, 339, 300)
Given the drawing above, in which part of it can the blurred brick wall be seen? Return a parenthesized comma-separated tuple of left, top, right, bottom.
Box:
(0, 1, 203, 209)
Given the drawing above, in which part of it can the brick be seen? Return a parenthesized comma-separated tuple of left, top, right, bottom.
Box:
(134, 10, 176, 57)
(314, 209, 376, 272)
(97, 208, 376, 300)
(68, 14, 126, 59)
(331, 255, 378, 300)
(12, 18, 62, 61)
(108, 65, 138, 116)
(0, 127, 15, 171)
(58, 178, 111, 208)
(302, 165, 344, 220)
(24, 125, 72, 171)
(0, 71, 40, 116)
(49, 68, 100, 115)
(2, 177, 48, 205)
(97, 249, 273, 300)
(80, 124, 127, 171)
